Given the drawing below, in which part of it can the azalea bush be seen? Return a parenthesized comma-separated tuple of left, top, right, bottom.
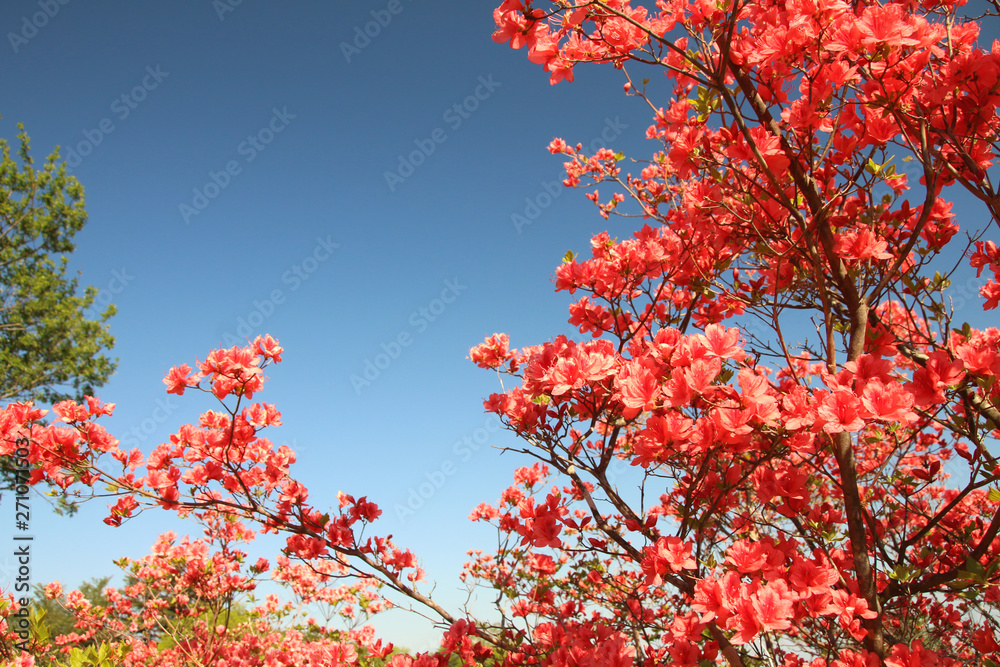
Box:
(4, 0, 1000, 665)
(0, 339, 484, 667)
(1, 501, 391, 667)
(475, 0, 1000, 662)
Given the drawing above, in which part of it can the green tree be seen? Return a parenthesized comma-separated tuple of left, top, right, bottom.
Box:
(26, 577, 112, 667)
(30, 577, 112, 643)
(0, 123, 116, 510)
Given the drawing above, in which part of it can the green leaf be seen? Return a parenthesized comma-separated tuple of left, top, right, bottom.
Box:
(965, 558, 988, 578)
(890, 563, 916, 583)
(957, 557, 988, 584)
(0, 126, 118, 509)
(988, 487, 1000, 503)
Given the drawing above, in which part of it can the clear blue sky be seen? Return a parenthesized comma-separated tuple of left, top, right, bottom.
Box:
(2, 0, 997, 653)
(0, 0, 654, 651)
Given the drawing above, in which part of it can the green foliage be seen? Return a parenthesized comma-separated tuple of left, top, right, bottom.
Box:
(0, 123, 116, 511)
(57, 641, 131, 667)
(30, 577, 111, 642)
(23, 578, 112, 667)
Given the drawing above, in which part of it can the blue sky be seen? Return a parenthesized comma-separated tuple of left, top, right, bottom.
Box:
(0, 0, 654, 651)
(2, 0, 998, 653)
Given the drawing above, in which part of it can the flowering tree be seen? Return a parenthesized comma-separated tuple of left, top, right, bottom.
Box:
(4, 0, 1000, 665)
(472, 0, 1000, 664)
(0, 507, 391, 667)
(0, 339, 480, 667)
